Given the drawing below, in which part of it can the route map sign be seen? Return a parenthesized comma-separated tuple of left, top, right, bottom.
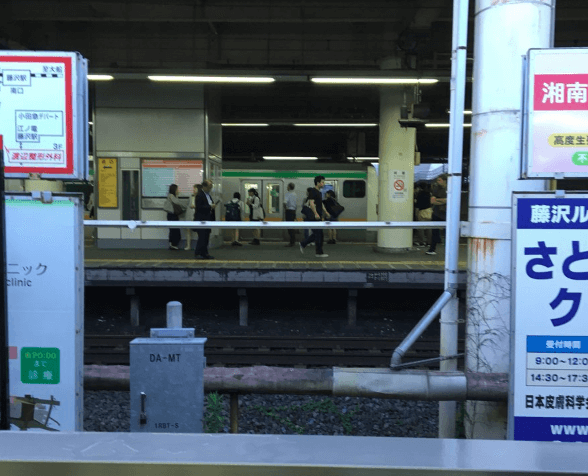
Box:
(524, 48, 588, 178)
(511, 193, 588, 441)
(0, 51, 88, 180)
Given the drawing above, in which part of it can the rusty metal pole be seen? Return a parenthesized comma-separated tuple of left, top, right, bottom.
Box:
(229, 393, 239, 434)
(464, 0, 553, 438)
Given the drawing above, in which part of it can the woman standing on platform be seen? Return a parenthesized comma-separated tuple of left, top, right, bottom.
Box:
(246, 188, 264, 245)
(163, 183, 186, 250)
(184, 184, 198, 250)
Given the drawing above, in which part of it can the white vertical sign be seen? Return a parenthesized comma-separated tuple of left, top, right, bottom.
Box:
(6, 194, 83, 431)
(389, 170, 408, 203)
(511, 194, 588, 441)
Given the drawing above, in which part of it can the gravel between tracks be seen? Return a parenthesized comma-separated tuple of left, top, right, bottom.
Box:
(84, 391, 440, 437)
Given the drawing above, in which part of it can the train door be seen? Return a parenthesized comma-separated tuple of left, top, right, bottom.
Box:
(121, 168, 140, 239)
(262, 180, 283, 220)
(209, 159, 223, 246)
(240, 179, 283, 219)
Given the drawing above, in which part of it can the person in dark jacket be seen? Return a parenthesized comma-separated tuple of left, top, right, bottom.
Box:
(426, 174, 448, 256)
(194, 180, 216, 259)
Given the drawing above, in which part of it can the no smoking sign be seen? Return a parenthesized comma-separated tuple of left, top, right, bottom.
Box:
(394, 179, 405, 191)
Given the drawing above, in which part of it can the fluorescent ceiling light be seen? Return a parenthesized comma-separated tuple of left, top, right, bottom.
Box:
(221, 123, 269, 127)
(263, 156, 318, 161)
(311, 78, 438, 85)
(148, 75, 275, 83)
(293, 123, 378, 127)
(88, 74, 114, 81)
(425, 123, 472, 128)
(348, 157, 379, 161)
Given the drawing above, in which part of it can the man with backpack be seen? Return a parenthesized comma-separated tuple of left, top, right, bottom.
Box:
(299, 175, 331, 258)
(225, 192, 244, 246)
(323, 190, 344, 244)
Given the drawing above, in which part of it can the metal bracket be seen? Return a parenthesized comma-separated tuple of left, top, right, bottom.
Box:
(555, 189, 565, 198)
(390, 353, 464, 370)
(30, 191, 53, 204)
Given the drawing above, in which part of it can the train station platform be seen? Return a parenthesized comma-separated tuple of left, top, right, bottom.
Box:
(84, 241, 467, 289)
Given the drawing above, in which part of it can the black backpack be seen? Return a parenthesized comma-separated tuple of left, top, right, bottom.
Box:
(225, 201, 240, 221)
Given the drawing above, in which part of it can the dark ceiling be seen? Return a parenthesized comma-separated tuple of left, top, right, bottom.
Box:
(2, 0, 585, 161)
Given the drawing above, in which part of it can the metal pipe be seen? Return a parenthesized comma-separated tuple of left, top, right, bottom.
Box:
(390, 289, 455, 368)
(83, 365, 508, 401)
(84, 219, 447, 230)
(166, 301, 182, 328)
(439, 0, 469, 439)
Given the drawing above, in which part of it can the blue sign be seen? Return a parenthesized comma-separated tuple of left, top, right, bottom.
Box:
(518, 198, 588, 229)
(512, 194, 588, 442)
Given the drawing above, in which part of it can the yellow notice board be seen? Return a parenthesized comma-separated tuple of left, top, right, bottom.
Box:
(97, 158, 118, 208)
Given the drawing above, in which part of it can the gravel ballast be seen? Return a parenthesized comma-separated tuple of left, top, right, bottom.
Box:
(84, 391, 440, 437)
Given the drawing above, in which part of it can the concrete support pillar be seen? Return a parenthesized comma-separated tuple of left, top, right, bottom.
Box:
(238, 289, 248, 327)
(377, 88, 415, 252)
(347, 289, 357, 327)
(126, 288, 140, 327)
(465, 0, 554, 439)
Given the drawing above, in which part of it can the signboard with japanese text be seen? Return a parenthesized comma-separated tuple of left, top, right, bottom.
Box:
(5, 194, 83, 431)
(141, 159, 204, 199)
(511, 193, 588, 441)
(524, 48, 588, 178)
(97, 158, 118, 208)
(0, 51, 88, 180)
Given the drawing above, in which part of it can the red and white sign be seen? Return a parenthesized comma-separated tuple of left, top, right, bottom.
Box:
(394, 179, 405, 191)
(524, 49, 588, 178)
(0, 51, 88, 179)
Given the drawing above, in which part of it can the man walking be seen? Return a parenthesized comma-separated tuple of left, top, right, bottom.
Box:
(284, 182, 297, 247)
(194, 180, 216, 259)
(426, 174, 448, 256)
(299, 175, 330, 258)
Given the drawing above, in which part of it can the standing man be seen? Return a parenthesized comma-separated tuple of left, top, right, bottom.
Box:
(194, 180, 216, 260)
(299, 175, 330, 258)
(284, 182, 297, 247)
(426, 174, 448, 256)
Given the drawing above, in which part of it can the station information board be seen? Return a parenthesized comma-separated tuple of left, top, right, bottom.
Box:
(511, 193, 588, 441)
(0, 51, 88, 180)
(524, 48, 588, 178)
(141, 159, 204, 198)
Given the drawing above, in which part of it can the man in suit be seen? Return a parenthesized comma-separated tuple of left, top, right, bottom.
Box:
(194, 180, 216, 259)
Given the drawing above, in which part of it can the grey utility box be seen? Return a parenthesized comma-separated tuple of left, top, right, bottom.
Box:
(130, 329, 207, 433)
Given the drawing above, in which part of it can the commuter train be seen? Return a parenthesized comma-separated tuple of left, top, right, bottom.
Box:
(220, 160, 448, 242)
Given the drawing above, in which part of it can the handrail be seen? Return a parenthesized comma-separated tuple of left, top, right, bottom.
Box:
(84, 220, 449, 230)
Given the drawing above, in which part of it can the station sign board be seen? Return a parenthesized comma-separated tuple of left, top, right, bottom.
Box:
(5, 194, 84, 431)
(511, 193, 588, 441)
(0, 51, 88, 180)
(523, 48, 588, 178)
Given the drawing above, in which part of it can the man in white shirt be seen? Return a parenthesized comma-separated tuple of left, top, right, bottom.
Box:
(284, 182, 297, 247)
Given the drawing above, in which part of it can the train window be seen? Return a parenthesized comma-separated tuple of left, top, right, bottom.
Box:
(266, 183, 281, 214)
(343, 180, 365, 198)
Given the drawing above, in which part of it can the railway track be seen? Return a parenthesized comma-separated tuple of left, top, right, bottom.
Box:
(85, 335, 464, 368)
